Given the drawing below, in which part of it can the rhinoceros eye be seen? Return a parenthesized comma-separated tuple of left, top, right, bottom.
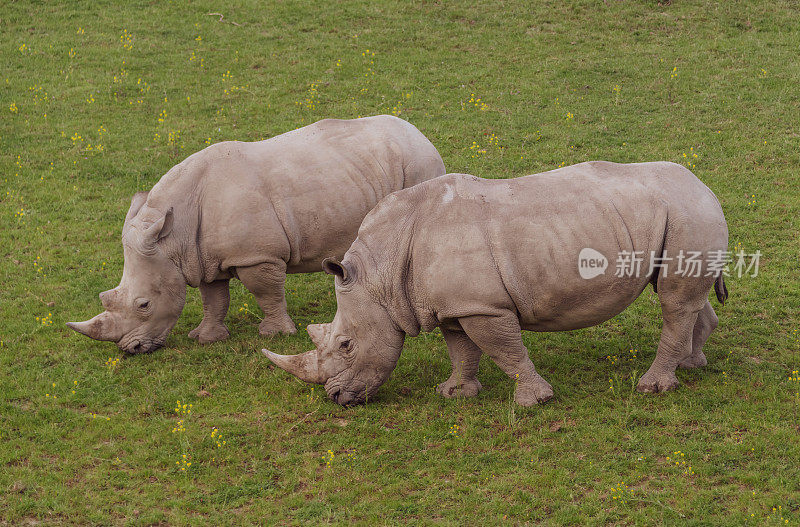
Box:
(135, 298, 151, 310)
(339, 338, 354, 352)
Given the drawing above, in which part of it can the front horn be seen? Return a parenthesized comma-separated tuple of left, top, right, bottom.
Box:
(66, 311, 120, 342)
(262, 348, 326, 384)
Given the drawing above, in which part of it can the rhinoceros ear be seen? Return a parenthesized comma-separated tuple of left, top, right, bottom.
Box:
(125, 191, 150, 224)
(322, 258, 353, 283)
(143, 207, 174, 243)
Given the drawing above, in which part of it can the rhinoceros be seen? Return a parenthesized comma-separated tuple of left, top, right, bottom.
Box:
(264, 161, 729, 406)
(67, 115, 445, 353)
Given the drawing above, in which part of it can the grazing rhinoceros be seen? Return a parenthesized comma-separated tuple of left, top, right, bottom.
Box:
(264, 161, 729, 406)
(67, 115, 445, 353)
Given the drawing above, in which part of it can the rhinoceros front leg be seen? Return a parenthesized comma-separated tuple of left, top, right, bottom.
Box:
(459, 313, 553, 407)
(188, 279, 231, 344)
(436, 327, 483, 398)
(237, 261, 297, 336)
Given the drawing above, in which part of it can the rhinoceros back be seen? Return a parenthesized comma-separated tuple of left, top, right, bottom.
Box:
(145, 116, 444, 280)
(354, 161, 727, 333)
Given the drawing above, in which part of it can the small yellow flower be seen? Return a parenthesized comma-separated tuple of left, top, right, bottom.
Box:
(121, 29, 134, 50)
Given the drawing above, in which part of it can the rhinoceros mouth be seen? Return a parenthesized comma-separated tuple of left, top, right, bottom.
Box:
(117, 333, 165, 354)
(325, 376, 370, 406)
(326, 386, 355, 406)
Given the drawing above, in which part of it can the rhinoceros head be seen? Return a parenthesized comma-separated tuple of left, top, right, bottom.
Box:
(263, 257, 405, 405)
(67, 192, 186, 354)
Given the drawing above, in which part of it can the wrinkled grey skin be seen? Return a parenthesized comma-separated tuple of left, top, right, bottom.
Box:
(67, 116, 445, 353)
(265, 161, 729, 406)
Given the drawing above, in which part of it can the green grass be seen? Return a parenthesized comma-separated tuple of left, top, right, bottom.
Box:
(2, 0, 799, 524)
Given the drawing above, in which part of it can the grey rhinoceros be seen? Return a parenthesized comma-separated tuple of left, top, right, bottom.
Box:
(264, 161, 729, 406)
(67, 115, 445, 353)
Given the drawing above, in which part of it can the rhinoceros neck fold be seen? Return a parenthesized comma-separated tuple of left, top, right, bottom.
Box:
(154, 200, 203, 288)
(350, 220, 427, 337)
(167, 235, 202, 288)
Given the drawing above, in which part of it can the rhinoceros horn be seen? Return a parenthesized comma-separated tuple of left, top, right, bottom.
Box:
(262, 348, 327, 384)
(306, 323, 331, 349)
(66, 311, 121, 342)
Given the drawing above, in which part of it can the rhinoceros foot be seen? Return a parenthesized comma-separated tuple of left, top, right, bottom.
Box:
(677, 351, 708, 369)
(514, 374, 554, 407)
(437, 376, 482, 398)
(258, 316, 297, 337)
(636, 369, 680, 393)
(188, 323, 230, 344)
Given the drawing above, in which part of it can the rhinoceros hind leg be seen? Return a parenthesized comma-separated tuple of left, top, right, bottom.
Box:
(436, 327, 483, 398)
(237, 261, 297, 337)
(678, 300, 718, 369)
(459, 313, 553, 407)
(188, 279, 231, 344)
(638, 295, 703, 393)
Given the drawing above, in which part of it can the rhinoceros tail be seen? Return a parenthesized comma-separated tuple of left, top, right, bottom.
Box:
(714, 274, 728, 306)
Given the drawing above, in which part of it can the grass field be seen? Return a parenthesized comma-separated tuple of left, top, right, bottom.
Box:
(2, 0, 799, 524)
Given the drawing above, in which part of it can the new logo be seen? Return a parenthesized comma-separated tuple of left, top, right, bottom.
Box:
(578, 248, 608, 279)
